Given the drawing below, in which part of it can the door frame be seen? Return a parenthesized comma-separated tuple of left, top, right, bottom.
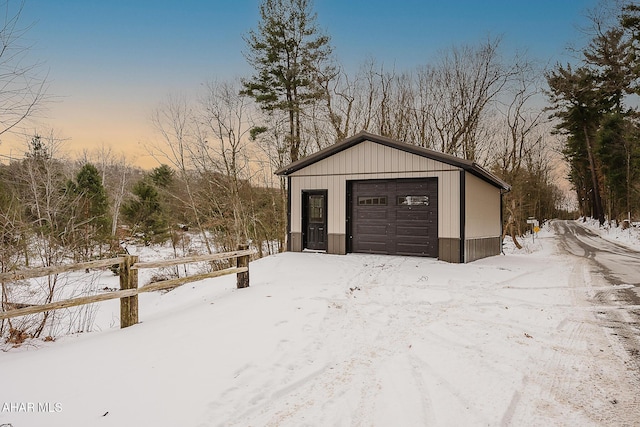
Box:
(302, 189, 328, 251)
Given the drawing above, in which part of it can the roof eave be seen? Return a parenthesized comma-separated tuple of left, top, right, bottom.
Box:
(467, 163, 511, 192)
(274, 131, 510, 191)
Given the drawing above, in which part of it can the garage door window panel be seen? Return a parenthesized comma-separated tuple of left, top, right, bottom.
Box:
(358, 196, 387, 206)
(398, 195, 430, 206)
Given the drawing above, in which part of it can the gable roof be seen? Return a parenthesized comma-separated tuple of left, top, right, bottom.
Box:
(275, 131, 511, 191)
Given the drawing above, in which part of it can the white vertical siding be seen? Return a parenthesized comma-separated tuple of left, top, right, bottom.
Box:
(290, 140, 462, 238)
(465, 172, 501, 238)
(439, 171, 460, 239)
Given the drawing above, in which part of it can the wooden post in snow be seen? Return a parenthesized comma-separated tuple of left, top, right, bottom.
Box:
(120, 255, 139, 328)
(236, 245, 250, 289)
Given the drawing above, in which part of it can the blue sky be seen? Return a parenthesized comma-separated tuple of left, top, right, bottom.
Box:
(6, 0, 600, 166)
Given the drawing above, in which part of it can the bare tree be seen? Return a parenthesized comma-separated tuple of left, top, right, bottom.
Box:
(0, 176, 25, 337)
(150, 95, 213, 254)
(198, 79, 254, 247)
(415, 37, 513, 160)
(320, 59, 408, 143)
(251, 116, 290, 252)
(492, 62, 547, 174)
(317, 40, 513, 162)
(319, 66, 355, 141)
(0, 0, 48, 137)
(11, 131, 76, 337)
(107, 155, 131, 243)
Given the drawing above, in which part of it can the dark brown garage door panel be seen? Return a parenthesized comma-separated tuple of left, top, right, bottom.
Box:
(351, 178, 438, 257)
(354, 211, 389, 253)
(355, 238, 388, 253)
(396, 224, 431, 236)
(356, 208, 388, 220)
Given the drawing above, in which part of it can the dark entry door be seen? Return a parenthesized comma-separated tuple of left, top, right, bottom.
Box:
(303, 190, 327, 251)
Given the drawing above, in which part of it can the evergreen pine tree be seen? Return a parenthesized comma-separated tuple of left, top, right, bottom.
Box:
(242, 0, 334, 162)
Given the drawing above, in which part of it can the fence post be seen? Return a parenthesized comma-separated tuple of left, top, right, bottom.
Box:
(236, 244, 249, 289)
(120, 255, 139, 328)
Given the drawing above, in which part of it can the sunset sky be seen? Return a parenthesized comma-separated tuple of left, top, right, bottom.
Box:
(2, 0, 600, 168)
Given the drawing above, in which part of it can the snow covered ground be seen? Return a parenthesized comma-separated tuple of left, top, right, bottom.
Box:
(578, 217, 640, 251)
(1, 223, 639, 426)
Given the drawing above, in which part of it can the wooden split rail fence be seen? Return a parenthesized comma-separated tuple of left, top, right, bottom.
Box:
(0, 245, 255, 328)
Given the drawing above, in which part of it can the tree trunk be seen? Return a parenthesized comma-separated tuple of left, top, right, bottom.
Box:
(583, 124, 605, 224)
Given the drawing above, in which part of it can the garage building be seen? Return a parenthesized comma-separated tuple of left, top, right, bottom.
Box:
(275, 131, 510, 263)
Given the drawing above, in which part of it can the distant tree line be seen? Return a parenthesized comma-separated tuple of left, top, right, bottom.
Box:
(547, 1, 640, 225)
(0, 134, 283, 269)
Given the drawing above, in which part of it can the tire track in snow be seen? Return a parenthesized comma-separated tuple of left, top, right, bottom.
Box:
(199, 247, 640, 426)
(504, 258, 640, 426)
(592, 281, 640, 374)
(198, 255, 435, 426)
(244, 256, 439, 426)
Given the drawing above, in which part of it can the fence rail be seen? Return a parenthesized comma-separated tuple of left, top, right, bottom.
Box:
(0, 246, 254, 328)
(0, 257, 127, 282)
